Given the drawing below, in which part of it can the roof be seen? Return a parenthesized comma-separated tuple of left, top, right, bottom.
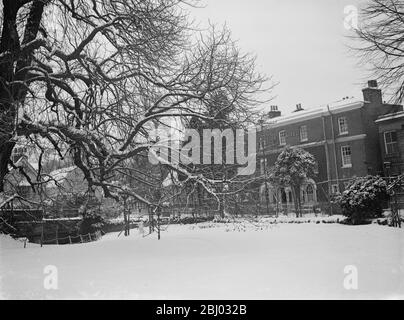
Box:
(48, 166, 78, 185)
(13, 156, 37, 174)
(162, 171, 180, 187)
(259, 98, 364, 130)
(375, 111, 404, 123)
(8, 156, 39, 187)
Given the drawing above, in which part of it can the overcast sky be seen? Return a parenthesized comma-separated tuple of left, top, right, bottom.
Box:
(191, 0, 374, 115)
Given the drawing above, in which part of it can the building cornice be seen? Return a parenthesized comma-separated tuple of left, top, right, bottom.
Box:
(258, 101, 364, 130)
(375, 111, 404, 123)
(258, 134, 367, 156)
(330, 133, 367, 144)
(260, 140, 326, 155)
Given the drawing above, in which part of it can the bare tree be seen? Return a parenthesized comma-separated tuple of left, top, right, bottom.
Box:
(354, 0, 404, 103)
(0, 0, 269, 207)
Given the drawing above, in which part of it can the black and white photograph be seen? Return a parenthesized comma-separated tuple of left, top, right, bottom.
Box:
(0, 0, 403, 302)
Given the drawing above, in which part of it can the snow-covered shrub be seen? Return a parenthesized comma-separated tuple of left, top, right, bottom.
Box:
(78, 213, 105, 235)
(212, 217, 233, 223)
(46, 191, 101, 218)
(270, 146, 317, 218)
(172, 216, 214, 225)
(333, 176, 389, 225)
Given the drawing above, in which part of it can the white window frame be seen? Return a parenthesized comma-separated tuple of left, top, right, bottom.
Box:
(384, 131, 398, 155)
(11, 146, 28, 163)
(331, 184, 339, 194)
(341, 145, 352, 168)
(12, 146, 27, 155)
(299, 125, 308, 142)
(306, 184, 315, 202)
(338, 117, 349, 135)
(279, 130, 286, 146)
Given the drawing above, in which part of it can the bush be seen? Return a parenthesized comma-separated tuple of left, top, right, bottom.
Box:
(170, 216, 214, 225)
(78, 213, 105, 234)
(333, 176, 389, 225)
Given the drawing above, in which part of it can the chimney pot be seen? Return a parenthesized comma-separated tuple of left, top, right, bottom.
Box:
(295, 103, 303, 111)
(362, 80, 382, 103)
(368, 80, 378, 88)
(267, 105, 281, 118)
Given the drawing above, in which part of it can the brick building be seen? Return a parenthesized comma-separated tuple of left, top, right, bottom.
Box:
(4, 155, 41, 206)
(256, 80, 403, 214)
(375, 111, 404, 210)
(375, 111, 404, 176)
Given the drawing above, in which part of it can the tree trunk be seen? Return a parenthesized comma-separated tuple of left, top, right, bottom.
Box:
(127, 206, 130, 236)
(0, 142, 14, 192)
(292, 186, 302, 218)
(220, 195, 225, 218)
(157, 207, 161, 240)
(0, 0, 46, 191)
(123, 198, 128, 236)
(0, 1, 20, 192)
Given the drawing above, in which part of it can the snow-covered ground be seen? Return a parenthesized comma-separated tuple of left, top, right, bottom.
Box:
(1, 221, 403, 299)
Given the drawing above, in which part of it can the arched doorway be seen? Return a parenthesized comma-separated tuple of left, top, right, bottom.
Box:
(260, 182, 277, 205)
(301, 178, 317, 204)
(306, 184, 315, 202)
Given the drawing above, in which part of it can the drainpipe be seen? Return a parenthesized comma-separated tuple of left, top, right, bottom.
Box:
(322, 115, 333, 215)
(327, 105, 340, 187)
(322, 116, 331, 192)
(258, 120, 270, 216)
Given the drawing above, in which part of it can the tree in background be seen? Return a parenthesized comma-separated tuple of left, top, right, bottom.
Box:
(334, 175, 389, 225)
(354, 0, 404, 103)
(184, 91, 241, 217)
(0, 0, 269, 209)
(270, 147, 317, 218)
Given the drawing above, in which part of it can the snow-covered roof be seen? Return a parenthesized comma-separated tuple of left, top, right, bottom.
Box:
(375, 111, 404, 123)
(13, 156, 37, 173)
(49, 166, 78, 182)
(259, 98, 364, 130)
(16, 180, 32, 187)
(9, 157, 39, 186)
(162, 171, 180, 187)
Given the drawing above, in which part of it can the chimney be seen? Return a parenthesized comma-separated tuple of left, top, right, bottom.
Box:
(368, 80, 378, 88)
(293, 103, 304, 112)
(268, 105, 281, 118)
(362, 79, 382, 104)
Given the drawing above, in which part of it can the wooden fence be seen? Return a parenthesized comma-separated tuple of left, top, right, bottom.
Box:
(40, 230, 103, 246)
